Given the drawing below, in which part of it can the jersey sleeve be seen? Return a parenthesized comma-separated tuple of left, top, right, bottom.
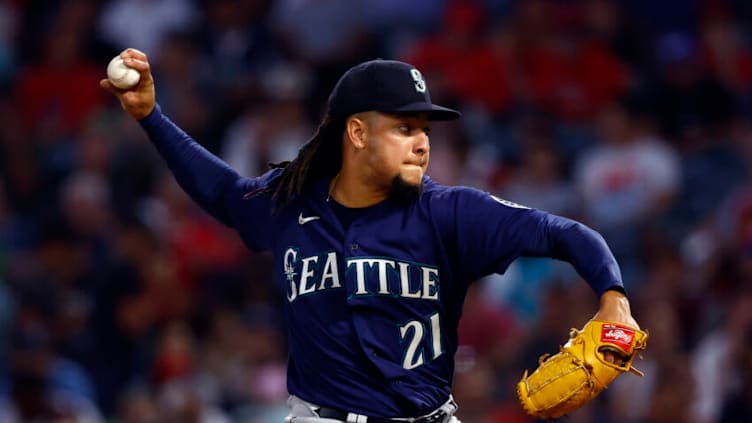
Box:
(443, 186, 623, 296)
(139, 104, 275, 251)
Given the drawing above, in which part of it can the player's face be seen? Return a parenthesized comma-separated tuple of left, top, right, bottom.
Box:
(363, 112, 431, 189)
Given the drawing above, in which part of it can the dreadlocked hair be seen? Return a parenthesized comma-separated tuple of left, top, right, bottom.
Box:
(270, 115, 345, 213)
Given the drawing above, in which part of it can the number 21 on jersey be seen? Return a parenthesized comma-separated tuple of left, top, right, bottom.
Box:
(399, 312, 443, 369)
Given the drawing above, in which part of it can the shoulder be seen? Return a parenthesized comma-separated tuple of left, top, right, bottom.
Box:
(421, 176, 476, 200)
(258, 167, 285, 186)
(240, 167, 284, 195)
(422, 177, 529, 209)
(229, 167, 285, 212)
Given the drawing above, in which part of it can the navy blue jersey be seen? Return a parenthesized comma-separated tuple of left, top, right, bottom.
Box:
(140, 105, 624, 417)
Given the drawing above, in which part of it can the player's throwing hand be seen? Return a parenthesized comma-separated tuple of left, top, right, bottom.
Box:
(100, 48, 156, 120)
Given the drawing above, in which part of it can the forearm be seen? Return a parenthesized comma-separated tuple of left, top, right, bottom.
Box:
(139, 104, 239, 224)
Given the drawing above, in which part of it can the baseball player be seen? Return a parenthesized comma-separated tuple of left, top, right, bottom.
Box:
(101, 49, 642, 422)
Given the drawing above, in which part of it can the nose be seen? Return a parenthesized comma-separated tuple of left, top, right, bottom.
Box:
(414, 131, 429, 155)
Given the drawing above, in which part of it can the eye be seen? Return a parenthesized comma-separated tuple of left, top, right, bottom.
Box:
(423, 126, 431, 135)
(398, 124, 410, 134)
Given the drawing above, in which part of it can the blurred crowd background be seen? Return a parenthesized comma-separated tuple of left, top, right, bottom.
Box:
(1, 0, 752, 422)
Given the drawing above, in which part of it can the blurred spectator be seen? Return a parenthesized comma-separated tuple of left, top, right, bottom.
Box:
(457, 282, 521, 371)
(644, 357, 695, 423)
(0, 305, 103, 422)
(201, 306, 287, 421)
(197, 0, 279, 125)
(515, 0, 630, 122)
(151, 321, 196, 387)
(85, 218, 177, 414)
(107, 113, 164, 219)
(502, 130, 577, 217)
(607, 280, 688, 423)
(220, 64, 311, 177)
(202, 308, 258, 415)
(653, 31, 740, 140)
(98, 0, 198, 56)
(360, 0, 447, 57)
(716, 180, 752, 258)
(116, 386, 161, 423)
(582, 0, 655, 78)
(142, 172, 245, 303)
(16, 1, 106, 143)
(269, 0, 377, 114)
(158, 380, 232, 423)
(269, 0, 371, 66)
(451, 358, 498, 422)
(575, 98, 680, 230)
(699, 9, 752, 112)
(402, 1, 515, 114)
(692, 293, 752, 423)
(60, 171, 113, 242)
(150, 30, 214, 142)
(669, 121, 748, 237)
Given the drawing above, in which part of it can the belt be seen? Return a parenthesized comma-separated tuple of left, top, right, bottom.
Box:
(317, 401, 454, 423)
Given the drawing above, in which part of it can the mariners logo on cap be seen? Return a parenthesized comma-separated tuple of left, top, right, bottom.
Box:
(410, 69, 426, 93)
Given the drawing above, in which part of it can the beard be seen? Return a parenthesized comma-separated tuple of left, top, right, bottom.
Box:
(389, 174, 423, 204)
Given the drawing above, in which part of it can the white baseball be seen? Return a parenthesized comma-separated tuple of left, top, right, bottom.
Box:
(107, 55, 140, 89)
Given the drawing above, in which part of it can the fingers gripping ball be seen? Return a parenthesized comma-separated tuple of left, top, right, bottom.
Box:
(517, 320, 648, 421)
(107, 55, 140, 89)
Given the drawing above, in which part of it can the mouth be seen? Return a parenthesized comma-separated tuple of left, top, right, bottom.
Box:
(403, 163, 425, 174)
(405, 159, 426, 167)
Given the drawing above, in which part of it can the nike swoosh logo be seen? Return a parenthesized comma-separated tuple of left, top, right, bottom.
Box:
(298, 213, 320, 225)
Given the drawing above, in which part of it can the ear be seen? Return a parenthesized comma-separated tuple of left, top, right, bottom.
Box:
(345, 115, 368, 149)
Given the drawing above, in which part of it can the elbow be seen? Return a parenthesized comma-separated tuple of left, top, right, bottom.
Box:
(548, 216, 611, 258)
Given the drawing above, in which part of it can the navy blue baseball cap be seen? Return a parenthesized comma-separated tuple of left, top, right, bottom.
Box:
(326, 59, 461, 121)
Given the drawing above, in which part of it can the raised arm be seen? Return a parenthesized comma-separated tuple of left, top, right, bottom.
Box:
(99, 49, 253, 228)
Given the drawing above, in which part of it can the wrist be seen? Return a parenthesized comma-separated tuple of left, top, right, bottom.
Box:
(137, 103, 161, 128)
(594, 286, 640, 330)
(600, 289, 628, 304)
(135, 102, 157, 121)
(604, 285, 626, 297)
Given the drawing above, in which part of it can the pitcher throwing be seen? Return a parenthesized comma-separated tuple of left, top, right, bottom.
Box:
(101, 49, 644, 422)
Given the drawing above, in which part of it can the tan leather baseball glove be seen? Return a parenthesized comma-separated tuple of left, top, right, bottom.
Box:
(517, 320, 648, 421)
